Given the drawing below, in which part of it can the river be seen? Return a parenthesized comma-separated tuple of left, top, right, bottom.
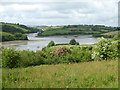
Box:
(2, 33, 98, 51)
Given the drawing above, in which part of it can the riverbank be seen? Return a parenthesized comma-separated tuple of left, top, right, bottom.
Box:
(1, 39, 44, 43)
(2, 34, 98, 51)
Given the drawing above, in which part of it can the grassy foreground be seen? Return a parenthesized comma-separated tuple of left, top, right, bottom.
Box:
(2, 60, 118, 88)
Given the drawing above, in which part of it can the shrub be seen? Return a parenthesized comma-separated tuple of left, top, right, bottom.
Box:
(69, 39, 77, 45)
(2, 48, 20, 68)
(2, 48, 47, 68)
(92, 38, 118, 60)
(66, 47, 92, 63)
(43, 46, 92, 64)
(55, 47, 70, 56)
(35, 50, 46, 64)
(47, 41, 55, 47)
(18, 50, 37, 67)
(19, 50, 46, 67)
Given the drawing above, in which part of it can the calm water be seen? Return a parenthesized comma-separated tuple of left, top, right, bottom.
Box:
(2, 33, 98, 51)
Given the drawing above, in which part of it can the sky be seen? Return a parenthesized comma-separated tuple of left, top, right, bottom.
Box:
(0, 0, 119, 26)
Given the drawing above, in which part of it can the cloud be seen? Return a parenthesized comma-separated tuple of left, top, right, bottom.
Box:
(0, 0, 119, 26)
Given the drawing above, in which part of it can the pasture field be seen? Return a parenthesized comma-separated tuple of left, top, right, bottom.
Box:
(2, 60, 118, 88)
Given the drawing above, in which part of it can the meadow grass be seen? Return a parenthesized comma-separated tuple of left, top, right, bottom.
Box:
(2, 60, 118, 88)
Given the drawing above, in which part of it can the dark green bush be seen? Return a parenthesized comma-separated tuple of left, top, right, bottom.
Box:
(47, 41, 55, 47)
(41, 46, 92, 64)
(18, 50, 46, 67)
(2, 48, 46, 68)
(69, 39, 77, 45)
(2, 48, 20, 68)
(66, 47, 92, 63)
(35, 50, 46, 64)
(18, 50, 36, 67)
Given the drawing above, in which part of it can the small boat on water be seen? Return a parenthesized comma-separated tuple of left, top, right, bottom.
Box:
(37, 46, 40, 48)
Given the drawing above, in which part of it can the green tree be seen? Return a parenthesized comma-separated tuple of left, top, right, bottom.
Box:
(69, 39, 77, 45)
(47, 41, 55, 47)
(2, 48, 20, 68)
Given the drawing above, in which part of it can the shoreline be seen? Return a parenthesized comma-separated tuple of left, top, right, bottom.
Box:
(1, 39, 45, 44)
(36, 34, 94, 37)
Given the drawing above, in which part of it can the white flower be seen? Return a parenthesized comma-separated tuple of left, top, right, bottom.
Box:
(100, 55, 103, 58)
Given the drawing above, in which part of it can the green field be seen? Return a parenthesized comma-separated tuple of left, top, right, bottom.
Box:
(38, 30, 73, 36)
(38, 29, 101, 36)
(38, 25, 117, 36)
(2, 60, 118, 88)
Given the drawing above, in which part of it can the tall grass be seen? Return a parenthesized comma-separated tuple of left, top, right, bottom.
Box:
(2, 60, 118, 88)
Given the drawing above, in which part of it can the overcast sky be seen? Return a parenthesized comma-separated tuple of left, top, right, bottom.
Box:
(0, 0, 119, 26)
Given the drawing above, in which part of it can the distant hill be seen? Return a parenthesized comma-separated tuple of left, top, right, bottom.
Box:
(37, 24, 117, 36)
(2, 22, 40, 34)
(1, 22, 40, 42)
